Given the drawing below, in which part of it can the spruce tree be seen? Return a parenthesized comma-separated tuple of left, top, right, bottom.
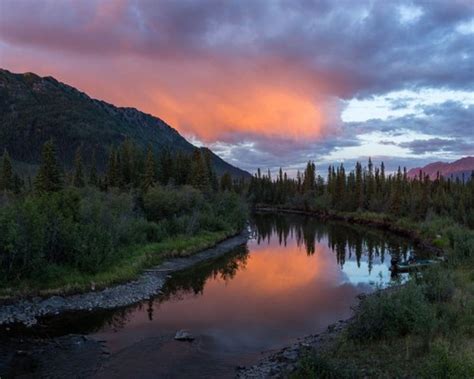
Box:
(34, 140, 63, 192)
(355, 162, 363, 209)
(203, 149, 218, 192)
(72, 147, 85, 187)
(120, 139, 133, 187)
(89, 150, 98, 187)
(107, 149, 119, 188)
(220, 172, 233, 192)
(303, 161, 316, 192)
(191, 149, 210, 191)
(0, 149, 14, 191)
(143, 146, 156, 191)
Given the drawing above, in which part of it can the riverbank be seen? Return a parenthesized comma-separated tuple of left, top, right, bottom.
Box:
(0, 228, 250, 327)
(240, 209, 474, 378)
(0, 228, 243, 300)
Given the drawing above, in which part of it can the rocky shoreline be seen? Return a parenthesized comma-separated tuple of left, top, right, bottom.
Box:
(237, 285, 406, 378)
(237, 319, 349, 378)
(0, 229, 250, 328)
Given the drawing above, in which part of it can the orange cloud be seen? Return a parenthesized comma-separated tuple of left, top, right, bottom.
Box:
(149, 83, 325, 141)
(2, 49, 336, 144)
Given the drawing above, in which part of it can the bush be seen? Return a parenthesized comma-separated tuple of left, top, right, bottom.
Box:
(447, 227, 474, 263)
(347, 284, 435, 341)
(294, 350, 358, 379)
(143, 186, 247, 237)
(143, 185, 204, 222)
(0, 188, 154, 279)
(0, 185, 249, 283)
(418, 340, 474, 379)
(420, 266, 455, 303)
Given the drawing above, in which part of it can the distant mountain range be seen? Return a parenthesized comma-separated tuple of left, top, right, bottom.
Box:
(407, 157, 474, 182)
(0, 69, 250, 178)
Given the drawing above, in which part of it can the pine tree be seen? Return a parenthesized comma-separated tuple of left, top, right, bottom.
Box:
(174, 151, 191, 185)
(303, 161, 316, 193)
(143, 146, 156, 191)
(72, 147, 85, 187)
(355, 162, 363, 209)
(203, 149, 218, 192)
(89, 150, 98, 187)
(220, 172, 233, 192)
(0, 149, 14, 191)
(34, 140, 63, 192)
(366, 158, 375, 207)
(107, 149, 119, 188)
(191, 149, 210, 191)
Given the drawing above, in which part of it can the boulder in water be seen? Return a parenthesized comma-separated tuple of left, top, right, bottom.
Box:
(174, 330, 194, 341)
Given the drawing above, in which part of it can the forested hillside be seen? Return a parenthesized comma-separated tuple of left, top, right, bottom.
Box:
(0, 69, 250, 178)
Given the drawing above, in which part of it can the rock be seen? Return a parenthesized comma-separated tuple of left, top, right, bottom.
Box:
(282, 350, 298, 361)
(174, 329, 194, 341)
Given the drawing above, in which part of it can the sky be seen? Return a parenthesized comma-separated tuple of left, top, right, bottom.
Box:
(0, 0, 473, 175)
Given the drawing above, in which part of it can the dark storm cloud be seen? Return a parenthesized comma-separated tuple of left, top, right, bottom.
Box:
(1, 0, 473, 98)
(399, 138, 474, 155)
(346, 101, 474, 140)
(210, 133, 362, 175)
(0, 0, 472, 173)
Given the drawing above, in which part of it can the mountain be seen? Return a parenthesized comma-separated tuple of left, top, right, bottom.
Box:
(0, 69, 250, 178)
(407, 157, 474, 182)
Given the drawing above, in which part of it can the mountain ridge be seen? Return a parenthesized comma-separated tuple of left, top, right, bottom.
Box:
(407, 156, 474, 181)
(0, 69, 250, 178)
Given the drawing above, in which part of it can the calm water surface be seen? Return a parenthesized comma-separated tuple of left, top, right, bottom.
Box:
(82, 213, 418, 378)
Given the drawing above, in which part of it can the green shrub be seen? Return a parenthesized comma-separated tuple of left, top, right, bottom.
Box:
(143, 185, 204, 222)
(0, 188, 150, 279)
(0, 184, 248, 284)
(418, 340, 474, 379)
(294, 350, 358, 379)
(420, 266, 455, 303)
(448, 228, 474, 262)
(347, 284, 435, 341)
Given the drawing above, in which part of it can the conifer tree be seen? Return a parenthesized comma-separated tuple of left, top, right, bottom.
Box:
(34, 140, 63, 192)
(303, 161, 316, 192)
(191, 149, 210, 191)
(355, 162, 363, 209)
(0, 149, 14, 191)
(366, 158, 375, 207)
(220, 172, 233, 192)
(72, 147, 85, 187)
(143, 146, 156, 191)
(120, 139, 133, 187)
(89, 150, 98, 187)
(107, 149, 119, 188)
(203, 149, 218, 192)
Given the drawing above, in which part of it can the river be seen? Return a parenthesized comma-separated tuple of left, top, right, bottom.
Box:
(2, 213, 422, 378)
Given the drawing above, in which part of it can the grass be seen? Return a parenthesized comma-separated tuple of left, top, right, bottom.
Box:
(0, 229, 237, 299)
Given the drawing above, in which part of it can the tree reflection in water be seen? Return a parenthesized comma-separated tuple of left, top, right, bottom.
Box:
(30, 213, 420, 337)
(252, 213, 413, 273)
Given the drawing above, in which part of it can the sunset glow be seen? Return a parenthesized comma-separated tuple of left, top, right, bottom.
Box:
(0, 0, 473, 173)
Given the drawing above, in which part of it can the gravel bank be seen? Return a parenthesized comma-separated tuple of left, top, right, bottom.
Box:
(236, 319, 348, 378)
(236, 288, 404, 378)
(0, 229, 249, 328)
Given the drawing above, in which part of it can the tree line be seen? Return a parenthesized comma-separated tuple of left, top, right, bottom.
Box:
(248, 159, 474, 228)
(0, 139, 244, 195)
